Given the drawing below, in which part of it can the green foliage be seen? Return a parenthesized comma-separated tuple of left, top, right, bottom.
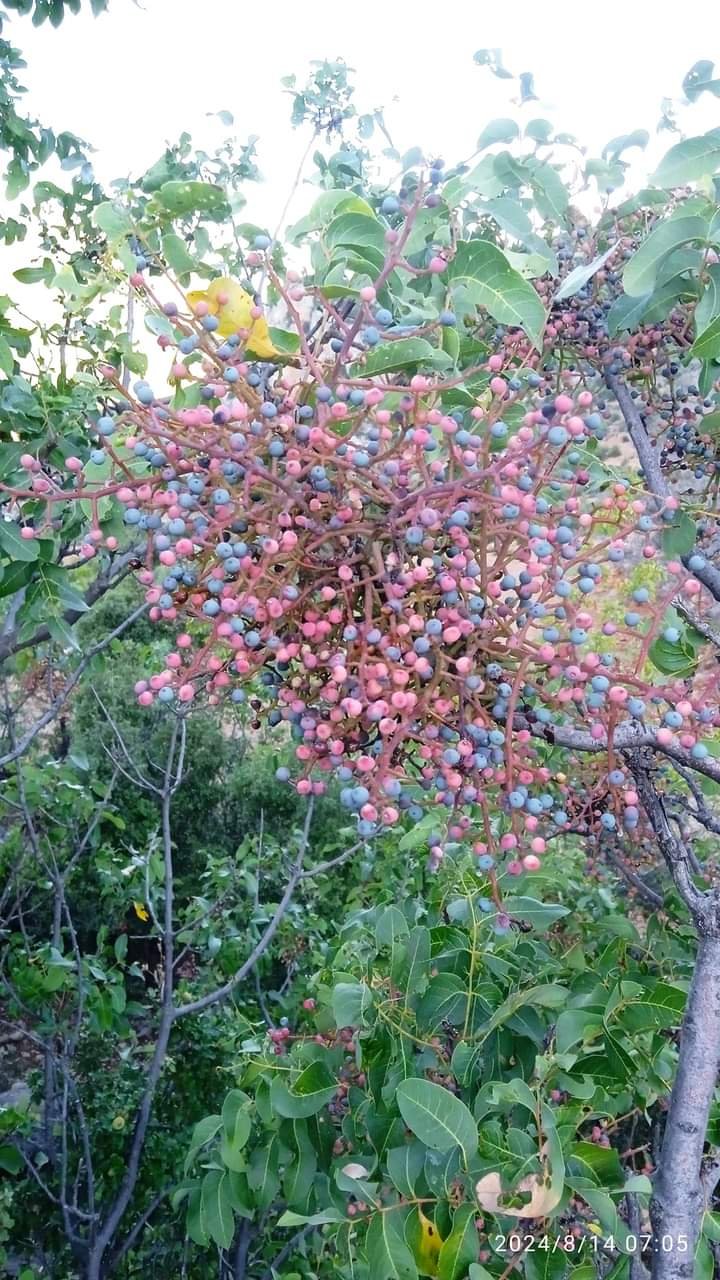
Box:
(179, 847, 697, 1277)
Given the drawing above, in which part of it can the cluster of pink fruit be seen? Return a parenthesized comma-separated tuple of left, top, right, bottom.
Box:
(9, 256, 718, 868)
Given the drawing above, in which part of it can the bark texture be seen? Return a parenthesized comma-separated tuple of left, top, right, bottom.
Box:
(651, 931, 720, 1280)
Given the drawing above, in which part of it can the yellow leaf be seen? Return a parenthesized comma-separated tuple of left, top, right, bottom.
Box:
(475, 1170, 562, 1218)
(133, 901, 149, 922)
(186, 277, 279, 359)
(415, 1208, 444, 1278)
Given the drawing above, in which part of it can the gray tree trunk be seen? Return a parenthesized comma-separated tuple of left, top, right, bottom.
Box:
(651, 931, 720, 1279)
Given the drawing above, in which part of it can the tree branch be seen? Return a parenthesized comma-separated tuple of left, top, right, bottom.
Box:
(258, 1223, 316, 1280)
(0, 546, 142, 665)
(604, 844, 665, 909)
(649, 929, 720, 1279)
(605, 371, 720, 603)
(172, 799, 316, 1021)
(0, 602, 148, 770)
(86, 720, 185, 1278)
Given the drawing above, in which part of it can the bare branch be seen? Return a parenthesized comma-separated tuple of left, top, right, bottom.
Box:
(534, 718, 720, 788)
(297, 835, 368, 880)
(258, 1223, 316, 1280)
(629, 755, 706, 917)
(86, 721, 183, 1275)
(105, 1187, 169, 1270)
(604, 844, 665, 909)
(173, 799, 315, 1021)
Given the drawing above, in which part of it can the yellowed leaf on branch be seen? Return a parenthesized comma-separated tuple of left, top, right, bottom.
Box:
(475, 1170, 562, 1218)
(186, 277, 279, 359)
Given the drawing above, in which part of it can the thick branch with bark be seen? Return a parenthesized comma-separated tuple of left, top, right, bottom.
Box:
(625, 756, 720, 1280)
(649, 931, 720, 1280)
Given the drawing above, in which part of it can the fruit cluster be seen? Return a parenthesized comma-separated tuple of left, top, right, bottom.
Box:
(9, 227, 718, 870)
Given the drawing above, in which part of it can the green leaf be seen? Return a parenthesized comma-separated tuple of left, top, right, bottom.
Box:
(277, 1208, 345, 1226)
(247, 1134, 280, 1208)
(185, 1114, 222, 1173)
(386, 1141, 426, 1198)
(376, 905, 410, 947)
(438, 1204, 477, 1280)
(219, 1090, 251, 1171)
(282, 1119, 317, 1208)
(649, 629, 699, 677)
(48, 617, 81, 651)
(155, 180, 229, 217)
(695, 263, 720, 334)
(567, 1140, 624, 1188)
(606, 291, 653, 336)
(603, 130, 649, 161)
(268, 327, 300, 354)
(403, 926, 431, 997)
(623, 215, 710, 296)
(398, 812, 444, 852)
(186, 1186, 207, 1246)
(694, 1236, 715, 1280)
(662, 510, 697, 558)
(684, 61, 720, 102)
(332, 981, 373, 1029)
(691, 314, 720, 361)
(503, 897, 571, 932)
(555, 1009, 603, 1054)
(525, 119, 553, 144)
(477, 118, 519, 150)
(92, 201, 133, 243)
(13, 261, 54, 285)
(0, 1144, 22, 1174)
(366, 1209, 419, 1280)
(7, 158, 30, 201)
(325, 211, 386, 253)
(361, 337, 450, 376)
(287, 191, 374, 243)
(0, 521, 40, 562)
(615, 981, 686, 1032)
(530, 162, 569, 222)
(441, 324, 460, 365)
(201, 1169, 234, 1248)
(554, 246, 617, 302)
(525, 1249, 569, 1280)
(396, 1078, 478, 1164)
(481, 984, 568, 1041)
(162, 232, 195, 275)
(144, 312, 175, 340)
(652, 131, 720, 186)
(416, 973, 467, 1030)
(484, 198, 557, 274)
(447, 240, 546, 348)
(0, 335, 14, 376)
(270, 1060, 336, 1118)
(0, 559, 33, 599)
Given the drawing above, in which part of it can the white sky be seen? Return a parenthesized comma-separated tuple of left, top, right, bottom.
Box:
(7, 0, 720, 232)
(2, 0, 720, 377)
